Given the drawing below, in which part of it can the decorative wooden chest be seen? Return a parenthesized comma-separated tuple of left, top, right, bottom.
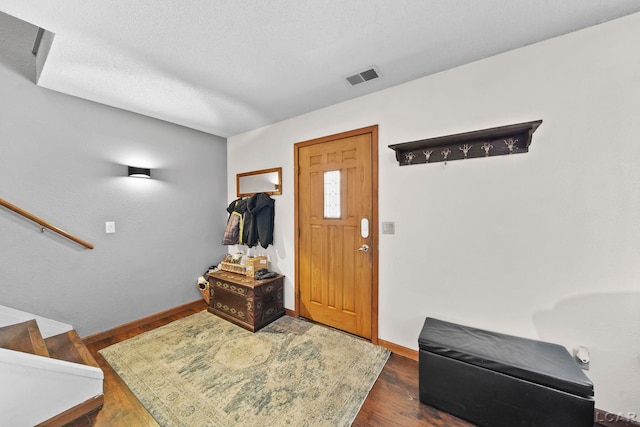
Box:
(205, 270, 285, 332)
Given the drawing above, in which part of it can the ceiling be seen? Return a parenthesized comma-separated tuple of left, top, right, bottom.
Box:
(1, 1, 639, 138)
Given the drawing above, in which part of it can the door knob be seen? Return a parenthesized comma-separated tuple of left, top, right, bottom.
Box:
(355, 244, 369, 252)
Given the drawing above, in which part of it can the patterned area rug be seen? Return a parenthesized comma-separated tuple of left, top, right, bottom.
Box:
(99, 311, 390, 426)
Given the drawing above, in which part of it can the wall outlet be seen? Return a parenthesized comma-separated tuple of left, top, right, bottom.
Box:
(573, 346, 590, 370)
(105, 221, 115, 234)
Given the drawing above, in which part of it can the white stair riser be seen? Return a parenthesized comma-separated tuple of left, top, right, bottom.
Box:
(0, 305, 72, 338)
(0, 349, 103, 426)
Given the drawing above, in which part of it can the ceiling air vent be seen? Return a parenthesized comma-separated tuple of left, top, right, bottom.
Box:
(346, 66, 381, 86)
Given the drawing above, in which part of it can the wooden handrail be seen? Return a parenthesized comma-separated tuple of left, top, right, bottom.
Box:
(0, 197, 94, 249)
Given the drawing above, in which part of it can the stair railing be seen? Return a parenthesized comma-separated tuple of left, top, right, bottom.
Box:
(0, 197, 94, 249)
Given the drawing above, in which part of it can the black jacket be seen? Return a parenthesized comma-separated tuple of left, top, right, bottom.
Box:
(245, 193, 275, 248)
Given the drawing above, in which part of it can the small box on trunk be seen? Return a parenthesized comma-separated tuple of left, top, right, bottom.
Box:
(245, 256, 269, 278)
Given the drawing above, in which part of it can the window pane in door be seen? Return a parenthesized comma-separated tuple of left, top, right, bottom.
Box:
(324, 170, 341, 219)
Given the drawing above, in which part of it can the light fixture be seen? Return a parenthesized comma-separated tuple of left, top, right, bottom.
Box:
(128, 166, 151, 178)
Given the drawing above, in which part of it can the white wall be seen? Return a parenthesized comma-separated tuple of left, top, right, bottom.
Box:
(0, 12, 228, 337)
(228, 13, 640, 416)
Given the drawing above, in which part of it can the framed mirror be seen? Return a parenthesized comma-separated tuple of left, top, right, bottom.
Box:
(236, 167, 282, 197)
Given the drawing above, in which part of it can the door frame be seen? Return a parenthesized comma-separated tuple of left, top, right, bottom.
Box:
(293, 125, 379, 344)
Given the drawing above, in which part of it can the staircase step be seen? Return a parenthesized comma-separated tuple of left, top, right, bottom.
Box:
(45, 329, 100, 369)
(0, 319, 50, 357)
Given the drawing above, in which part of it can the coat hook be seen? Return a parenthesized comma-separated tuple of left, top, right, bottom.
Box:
(404, 152, 416, 164)
(41, 227, 45, 233)
(459, 144, 472, 159)
(481, 142, 493, 156)
(441, 148, 451, 165)
(504, 138, 517, 154)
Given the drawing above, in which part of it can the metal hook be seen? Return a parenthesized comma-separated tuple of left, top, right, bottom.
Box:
(441, 148, 451, 165)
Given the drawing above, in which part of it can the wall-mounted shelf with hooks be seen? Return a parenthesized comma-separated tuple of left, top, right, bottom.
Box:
(388, 120, 542, 166)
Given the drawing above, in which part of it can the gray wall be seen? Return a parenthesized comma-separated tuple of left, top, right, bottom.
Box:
(0, 13, 228, 336)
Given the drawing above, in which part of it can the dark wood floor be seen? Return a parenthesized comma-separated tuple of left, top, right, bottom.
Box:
(353, 354, 473, 427)
(69, 303, 604, 427)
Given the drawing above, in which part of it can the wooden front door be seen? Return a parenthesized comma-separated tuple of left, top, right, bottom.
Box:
(295, 126, 378, 340)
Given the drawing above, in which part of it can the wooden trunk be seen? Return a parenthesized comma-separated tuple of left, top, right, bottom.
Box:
(205, 270, 285, 332)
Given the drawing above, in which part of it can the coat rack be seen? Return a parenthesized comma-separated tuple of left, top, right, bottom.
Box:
(388, 120, 542, 166)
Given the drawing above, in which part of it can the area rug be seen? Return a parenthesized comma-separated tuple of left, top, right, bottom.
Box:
(99, 311, 390, 426)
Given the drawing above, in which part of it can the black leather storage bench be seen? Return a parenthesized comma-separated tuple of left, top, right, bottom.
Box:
(419, 318, 594, 427)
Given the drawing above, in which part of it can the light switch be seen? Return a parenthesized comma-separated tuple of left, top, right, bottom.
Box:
(105, 221, 115, 234)
(382, 222, 395, 235)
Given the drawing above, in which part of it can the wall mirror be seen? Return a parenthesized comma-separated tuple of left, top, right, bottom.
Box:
(236, 167, 282, 197)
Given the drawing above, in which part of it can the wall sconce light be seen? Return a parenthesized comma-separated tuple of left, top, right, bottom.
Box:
(128, 166, 151, 178)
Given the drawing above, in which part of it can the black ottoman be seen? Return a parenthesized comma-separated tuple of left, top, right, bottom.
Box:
(419, 317, 594, 427)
